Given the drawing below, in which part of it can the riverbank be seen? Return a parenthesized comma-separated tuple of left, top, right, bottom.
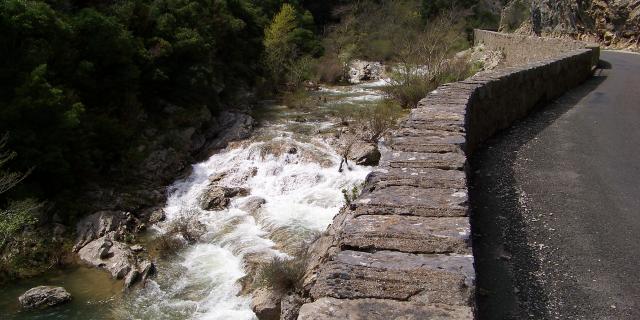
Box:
(1, 79, 397, 319)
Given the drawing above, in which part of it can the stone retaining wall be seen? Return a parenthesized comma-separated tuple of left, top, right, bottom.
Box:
(296, 32, 599, 320)
(474, 29, 600, 68)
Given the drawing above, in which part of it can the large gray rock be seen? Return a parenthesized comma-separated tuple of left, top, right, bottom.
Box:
(78, 236, 134, 279)
(78, 235, 155, 288)
(74, 211, 131, 251)
(348, 60, 385, 84)
(19, 286, 71, 309)
(198, 186, 250, 211)
(239, 196, 267, 215)
(251, 288, 281, 320)
(203, 111, 255, 152)
(349, 143, 381, 166)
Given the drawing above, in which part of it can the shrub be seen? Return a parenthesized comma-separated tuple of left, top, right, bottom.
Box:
(317, 54, 346, 84)
(256, 251, 309, 294)
(256, 242, 310, 293)
(282, 89, 313, 109)
(382, 75, 438, 108)
(355, 100, 404, 142)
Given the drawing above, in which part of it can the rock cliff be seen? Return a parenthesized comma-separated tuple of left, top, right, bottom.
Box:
(501, 0, 640, 50)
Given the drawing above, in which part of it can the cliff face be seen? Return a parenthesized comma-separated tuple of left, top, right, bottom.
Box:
(501, 0, 640, 49)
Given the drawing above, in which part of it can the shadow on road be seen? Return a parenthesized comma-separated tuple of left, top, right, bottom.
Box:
(469, 69, 608, 320)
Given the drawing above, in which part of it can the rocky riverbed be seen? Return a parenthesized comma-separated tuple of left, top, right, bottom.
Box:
(0, 78, 393, 320)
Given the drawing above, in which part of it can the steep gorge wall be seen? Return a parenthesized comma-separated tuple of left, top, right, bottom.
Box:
(296, 31, 599, 320)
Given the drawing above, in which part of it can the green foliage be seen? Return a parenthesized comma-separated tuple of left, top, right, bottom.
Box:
(0, 134, 41, 249)
(356, 100, 405, 143)
(0, 0, 334, 223)
(0, 199, 41, 247)
(264, 3, 322, 89)
(341, 184, 361, 205)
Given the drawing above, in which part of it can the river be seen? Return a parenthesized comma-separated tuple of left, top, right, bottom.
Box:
(0, 80, 389, 320)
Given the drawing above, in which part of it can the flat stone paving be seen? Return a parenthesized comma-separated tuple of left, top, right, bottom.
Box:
(299, 84, 476, 319)
(298, 44, 598, 319)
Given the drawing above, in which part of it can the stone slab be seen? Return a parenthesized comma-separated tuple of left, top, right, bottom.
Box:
(341, 215, 471, 254)
(365, 168, 466, 190)
(297, 298, 473, 320)
(310, 250, 474, 306)
(382, 151, 466, 170)
(355, 186, 468, 217)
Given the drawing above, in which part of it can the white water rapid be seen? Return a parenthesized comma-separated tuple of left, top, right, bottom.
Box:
(118, 83, 387, 320)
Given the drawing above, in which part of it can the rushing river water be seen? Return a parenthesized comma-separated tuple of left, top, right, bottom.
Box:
(1, 80, 389, 320)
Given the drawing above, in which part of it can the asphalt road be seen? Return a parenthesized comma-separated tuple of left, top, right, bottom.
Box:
(471, 51, 640, 320)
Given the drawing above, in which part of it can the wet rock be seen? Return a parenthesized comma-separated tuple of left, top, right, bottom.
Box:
(140, 260, 156, 282)
(199, 186, 250, 211)
(349, 143, 381, 166)
(124, 269, 141, 289)
(349, 60, 385, 84)
(251, 288, 282, 320)
(239, 196, 267, 215)
(130, 244, 144, 253)
(19, 286, 71, 309)
(148, 208, 166, 224)
(74, 211, 131, 251)
(203, 111, 255, 152)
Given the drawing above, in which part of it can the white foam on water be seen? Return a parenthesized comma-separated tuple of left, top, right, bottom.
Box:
(123, 137, 371, 319)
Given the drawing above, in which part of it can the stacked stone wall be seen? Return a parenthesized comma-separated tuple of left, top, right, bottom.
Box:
(296, 32, 599, 320)
(474, 29, 600, 67)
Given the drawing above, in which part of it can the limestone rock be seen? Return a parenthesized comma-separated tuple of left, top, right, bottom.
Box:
(348, 60, 385, 84)
(74, 211, 131, 251)
(203, 111, 255, 151)
(349, 143, 381, 166)
(19, 286, 71, 309)
(251, 288, 281, 320)
(78, 236, 133, 279)
(198, 186, 249, 211)
(239, 196, 267, 215)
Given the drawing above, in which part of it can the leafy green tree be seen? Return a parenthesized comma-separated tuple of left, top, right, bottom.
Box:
(264, 3, 322, 88)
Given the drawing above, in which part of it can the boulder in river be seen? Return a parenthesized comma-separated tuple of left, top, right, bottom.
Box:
(78, 236, 133, 279)
(198, 186, 250, 211)
(239, 196, 267, 215)
(73, 211, 132, 251)
(77, 233, 155, 289)
(349, 143, 381, 166)
(18, 286, 71, 309)
(348, 60, 385, 84)
(251, 288, 282, 320)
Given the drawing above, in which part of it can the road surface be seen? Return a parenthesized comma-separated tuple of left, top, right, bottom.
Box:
(471, 51, 640, 319)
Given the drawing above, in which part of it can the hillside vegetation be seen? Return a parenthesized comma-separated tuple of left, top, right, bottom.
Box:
(0, 0, 502, 281)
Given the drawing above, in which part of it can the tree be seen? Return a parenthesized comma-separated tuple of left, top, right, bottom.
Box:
(0, 134, 40, 248)
(264, 4, 299, 82)
(264, 3, 322, 89)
